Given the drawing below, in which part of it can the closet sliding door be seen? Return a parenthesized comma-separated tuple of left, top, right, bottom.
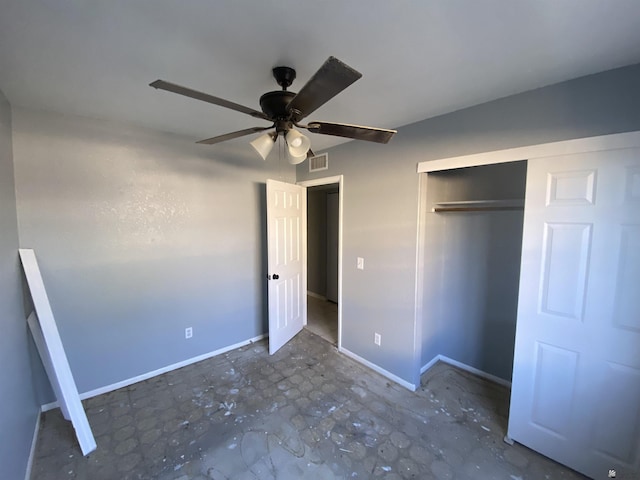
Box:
(508, 148, 640, 479)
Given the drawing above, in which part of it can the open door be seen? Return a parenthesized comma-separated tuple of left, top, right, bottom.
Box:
(508, 149, 640, 478)
(266, 179, 307, 354)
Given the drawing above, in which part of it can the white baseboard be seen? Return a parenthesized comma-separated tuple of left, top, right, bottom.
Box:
(421, 354, 512, 388)
(339, 347, 417, 392)
(306, 291, 326, 300)
(24, 409, 41, 480)
(420, 355, 441, 374)
(42, 334, 266, 412)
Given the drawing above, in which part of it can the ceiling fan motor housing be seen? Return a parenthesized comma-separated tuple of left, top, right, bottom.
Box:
(259, 90, 296, 127)
(259, 66, 300, 133)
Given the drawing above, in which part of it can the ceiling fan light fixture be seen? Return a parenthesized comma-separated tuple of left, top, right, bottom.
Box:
(285, 129, 311, 158)
(287, 150, 307, 165)
(250, 132, 276, 160)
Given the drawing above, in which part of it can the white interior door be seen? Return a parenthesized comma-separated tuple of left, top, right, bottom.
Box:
(509, 148, 640, 478)
(266, 179, 307, 355)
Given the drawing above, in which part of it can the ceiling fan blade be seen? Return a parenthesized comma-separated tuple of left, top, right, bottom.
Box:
(196, 126, 272, 145)
(287, 57, 362, 121)
(306, 122, 396, 144)
(150, 80, 269, 120)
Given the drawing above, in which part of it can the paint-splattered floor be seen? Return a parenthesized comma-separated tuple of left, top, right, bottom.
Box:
(30, 330, 586, 479)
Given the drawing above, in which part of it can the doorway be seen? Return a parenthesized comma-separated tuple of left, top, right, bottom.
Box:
(421, 161, 527, 383)
(298, 176, 343, 348)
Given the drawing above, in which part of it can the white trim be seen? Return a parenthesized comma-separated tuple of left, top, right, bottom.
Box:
(20, 249, 96, 455)
(411, 173, 428, 387)
(306, 291, 326, 300)
(421, 354, 512, 388)
(417, 130, 640, 173)
(340, 347, 417, 391)
(42, 334, 266, 412)
(298, 175, 342, 188)
(298, 175, 344, 350)
(24, 409, 41, 480)
(420, 355, 441, 375)
(337, 178, 343, 349)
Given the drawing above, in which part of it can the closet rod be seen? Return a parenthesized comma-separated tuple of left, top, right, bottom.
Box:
(432, 205, 524, 213)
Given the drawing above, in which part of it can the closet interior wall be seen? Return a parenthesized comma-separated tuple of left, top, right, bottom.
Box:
(421, 161, 527, 382)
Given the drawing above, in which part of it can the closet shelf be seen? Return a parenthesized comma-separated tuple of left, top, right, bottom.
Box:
(432, 199, 524, 213)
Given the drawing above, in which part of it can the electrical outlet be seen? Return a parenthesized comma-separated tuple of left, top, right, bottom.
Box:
(185, 327, 193, 339)
(374, 333, 381, 346)
(357, 257, 364, 270)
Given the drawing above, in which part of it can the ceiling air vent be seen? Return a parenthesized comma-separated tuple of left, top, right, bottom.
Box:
(309, 153, 328, 172)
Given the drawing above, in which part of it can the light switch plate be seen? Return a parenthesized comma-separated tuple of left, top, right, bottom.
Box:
(357, 257, 364, 270)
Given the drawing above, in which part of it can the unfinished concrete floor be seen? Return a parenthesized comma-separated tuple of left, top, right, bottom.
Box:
(31, 330, 586, 479)
(305, 295, 338, 345)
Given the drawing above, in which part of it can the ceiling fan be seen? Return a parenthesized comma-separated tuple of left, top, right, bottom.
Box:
(150, 56, 397, 164)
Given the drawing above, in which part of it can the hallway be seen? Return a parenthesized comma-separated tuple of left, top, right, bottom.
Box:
(305, 295, 338, 345)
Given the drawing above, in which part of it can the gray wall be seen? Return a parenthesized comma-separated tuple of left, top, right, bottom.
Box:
(0, 91, 41, 479)
(307, 188, 327, 296)
(12, 107, 295, 395)
(297, 62, 640, 386)
(326, 192, 339, 303)
(422, 162, 526, 381)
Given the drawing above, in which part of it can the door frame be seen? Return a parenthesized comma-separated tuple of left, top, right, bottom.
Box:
(297, 175, 344, 350)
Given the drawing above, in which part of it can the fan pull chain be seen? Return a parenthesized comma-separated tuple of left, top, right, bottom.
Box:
(278, 135, 285, 181)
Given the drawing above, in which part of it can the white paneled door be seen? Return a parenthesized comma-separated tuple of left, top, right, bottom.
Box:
(266, 179, 307, 355)
(509, 149, 640, 478)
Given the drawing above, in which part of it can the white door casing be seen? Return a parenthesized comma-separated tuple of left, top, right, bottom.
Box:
(266, 179, 307, 355)
(508, 148, 640, 478)
(298, 174, 344, 350)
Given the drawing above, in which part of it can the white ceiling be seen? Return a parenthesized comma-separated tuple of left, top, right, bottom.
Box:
(1, 0, 640, 151)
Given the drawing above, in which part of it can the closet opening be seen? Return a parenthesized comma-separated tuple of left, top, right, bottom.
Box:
(421, 160, 528, 384)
